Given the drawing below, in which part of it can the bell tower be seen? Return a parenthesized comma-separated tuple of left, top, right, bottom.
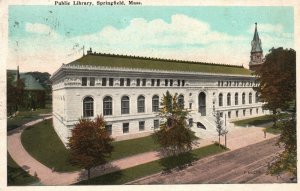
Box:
(249, 23, 264, 70)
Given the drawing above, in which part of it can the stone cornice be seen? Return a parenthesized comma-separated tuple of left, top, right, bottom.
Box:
(51, 64, 254, 82)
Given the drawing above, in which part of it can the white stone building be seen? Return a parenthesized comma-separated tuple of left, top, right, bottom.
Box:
(51, 24, 267, 145)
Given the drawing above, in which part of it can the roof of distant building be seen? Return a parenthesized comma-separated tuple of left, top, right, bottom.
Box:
(67, 52, 251, 76)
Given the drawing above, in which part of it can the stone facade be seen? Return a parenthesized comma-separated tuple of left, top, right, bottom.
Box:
(51, 64, 266, 146)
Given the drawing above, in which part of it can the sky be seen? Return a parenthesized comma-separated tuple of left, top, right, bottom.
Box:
(8, 6, 294, 74)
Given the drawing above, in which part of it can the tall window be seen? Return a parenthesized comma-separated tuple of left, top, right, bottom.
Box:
(139, 121, 145, 131)
(227, 93, 231, 106)
(165, 79, 168, 86)
(142, 79, 146, 86)
(151, 79, 155, 86)
(153, 119, 159, 129)
(123, 123, 129, 133)
(177, 80, 180, 86)
(242, 92, 245, 104)
(90, 77, 95, 86)
(235, 93, 238, 105)
(83, 97, 93, 117)
(103, 96, 112, 116)
(152, 95, 159, 112)
(219, 93, 223, 106)
(120, 78, 124, 86)
(137, 95, 145, 113)
(178, 94, 184, 109)
(249, 93, 252, 104)
(126, 78, 131, 86)
(105, 125, 112, 135)
(157, 79, 160, 86)
(255, 92, 259, 103)
(109, 78, 114, 86)
(182, 80, 185, 86)
(136, 79, 140, 86)
(170, 79, 173, 86)
(102, 78, 107, 86)
(82, 77, 87, 86)
(121, 96, 130, 114)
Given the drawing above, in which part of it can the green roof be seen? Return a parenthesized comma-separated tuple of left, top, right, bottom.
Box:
(68, 53, 251, 76)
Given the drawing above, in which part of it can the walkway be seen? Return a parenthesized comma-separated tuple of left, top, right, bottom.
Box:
(7, 117, 278, 185)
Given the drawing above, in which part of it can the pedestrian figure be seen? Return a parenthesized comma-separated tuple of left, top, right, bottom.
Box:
(52, 167, 55, 172)
(264, 130, 266, 138)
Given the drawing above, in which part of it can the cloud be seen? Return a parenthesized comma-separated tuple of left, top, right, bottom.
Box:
(25, 23, 53, 34)
(76, 14, 246, 48)
(8, 15, 294, 74)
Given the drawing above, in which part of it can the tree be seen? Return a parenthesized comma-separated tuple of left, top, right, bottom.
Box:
(152, 91, 198, 157)
(254, 47, 296, 178)
(68, 115, 114, 180)
(7, 72, 25, 115)
(214, 111, 227, 147)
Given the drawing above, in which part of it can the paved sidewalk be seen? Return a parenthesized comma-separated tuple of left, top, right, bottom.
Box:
(7, 117, 278, 185)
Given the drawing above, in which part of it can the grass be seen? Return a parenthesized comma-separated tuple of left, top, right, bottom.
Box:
(263, 124, 282, 135)
(7, 152, 39, 186)
(21, 119, 80, 172)
(21, 119, 159, 172)
(233, 115, 274, 127)
(110, 136, 159, 161)
(233, 113, 291, 127)
(76, 143, 226, 185)
(7, 104, 52, 131)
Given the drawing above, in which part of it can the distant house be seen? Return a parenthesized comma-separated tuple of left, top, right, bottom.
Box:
(7, 68, 46, 111)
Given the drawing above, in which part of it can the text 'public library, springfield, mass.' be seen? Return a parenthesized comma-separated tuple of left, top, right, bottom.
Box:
(51, 23, 267, 145)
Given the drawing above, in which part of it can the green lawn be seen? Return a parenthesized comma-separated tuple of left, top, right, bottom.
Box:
(7, 152, 39, 186)
(263, 124, 282, 135)
(21, 119, 80, 172)
(21, 119, 159, 172)
(76, 143, 225, 185)
(7, 105, 52, 131)
(233, 115, 274, 127)
(110, 136, 159, 161)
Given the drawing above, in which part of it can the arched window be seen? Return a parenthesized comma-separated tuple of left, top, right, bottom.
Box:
(242, 92, 245, 104)
(235, 93, 238, 105)
(219, 93, 223, 106)
(121, 96, 130, 114)
(178, 94, 184, 109)
(227, 93, 231, 106)
(249, 93, 252, 104)
(137, 95, 145, 113)
(83, 97, 94, 117)
(152, 95, 159, 112)
(255, 92, 259, 103)
(103, 96, 112, 116)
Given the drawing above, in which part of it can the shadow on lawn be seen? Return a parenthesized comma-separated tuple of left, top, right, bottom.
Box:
(76, 163, 122, 185)
(159, 152, 197, 173)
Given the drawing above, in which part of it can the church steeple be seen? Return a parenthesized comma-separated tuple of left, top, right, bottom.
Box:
(249, 23, 264, 70)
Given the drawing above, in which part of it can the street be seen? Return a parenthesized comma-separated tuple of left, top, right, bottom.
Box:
(129, 137, 293, 184)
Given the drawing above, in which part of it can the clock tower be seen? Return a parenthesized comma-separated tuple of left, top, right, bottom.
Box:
(249, 23, 264, 71)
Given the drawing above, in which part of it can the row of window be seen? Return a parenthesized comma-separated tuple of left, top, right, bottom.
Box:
(81, 77, 186, 87)
(219, 107, 262, 119)
(218, 92, 259, 107)
(83, 95, 185, 117)
(105, 119, 160, 135)
(218, 80, 257, 87)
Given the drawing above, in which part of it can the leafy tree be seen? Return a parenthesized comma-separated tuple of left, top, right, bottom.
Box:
(152, 91, 198, 157)
(68, 115, 114, 180)
(7, 72, 25, 115)
(254, 47, 296, 178)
